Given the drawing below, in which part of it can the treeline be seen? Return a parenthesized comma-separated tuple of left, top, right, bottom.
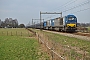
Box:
(0, 18, 25, 28)
(0, 23, 25, 28)
(77, 23, 90, 27)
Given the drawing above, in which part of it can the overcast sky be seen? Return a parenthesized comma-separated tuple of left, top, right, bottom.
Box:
(0, 0, 90, 25)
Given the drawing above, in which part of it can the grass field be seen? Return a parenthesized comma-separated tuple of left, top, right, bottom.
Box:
(0, 28, 32, 36)
(33, 29, 90, 60)
(45, 32, 90, 59)
(0, 28, 50, 60)
(88, 27, 90, 32)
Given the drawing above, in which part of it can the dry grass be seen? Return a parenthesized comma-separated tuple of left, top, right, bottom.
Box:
(33, 29, 90, 60)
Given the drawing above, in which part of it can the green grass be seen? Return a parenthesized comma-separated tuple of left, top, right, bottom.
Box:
(0, 28, 50, 60)
(45, 32, 90, 51)
(0, 36, 39, 60)
(33, 29, 90, 59)
(0, 28, 32, 36)
(88, 27, 90, 32)
(49, 32, 90, 59)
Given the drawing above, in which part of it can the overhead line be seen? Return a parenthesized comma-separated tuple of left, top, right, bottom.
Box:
(73, 7, 90, 13)
(52, 0, 77, 12)
(44, 0, 90, 20)
(58, 0, 78, 11)
(44, 0, 78, 20)
(63, 0, 90, 12)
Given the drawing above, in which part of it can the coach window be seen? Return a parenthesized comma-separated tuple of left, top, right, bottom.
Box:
(53, 20, 54, 22)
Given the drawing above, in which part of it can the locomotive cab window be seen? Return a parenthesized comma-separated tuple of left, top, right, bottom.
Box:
(68, 17, 75, 20)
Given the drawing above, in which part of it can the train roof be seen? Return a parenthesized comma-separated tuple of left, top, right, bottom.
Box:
(66, 14, 76, 18)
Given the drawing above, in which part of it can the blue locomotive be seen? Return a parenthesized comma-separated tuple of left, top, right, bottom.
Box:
(43, 14, 77, 32)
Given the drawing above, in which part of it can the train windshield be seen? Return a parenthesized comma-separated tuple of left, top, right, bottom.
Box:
(67, 18, 77, 24)
(68, 17, 75, 20)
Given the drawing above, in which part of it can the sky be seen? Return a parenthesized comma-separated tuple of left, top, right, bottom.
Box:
(0, 0, 90, 26)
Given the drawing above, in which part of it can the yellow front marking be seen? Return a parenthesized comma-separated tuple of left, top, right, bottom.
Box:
(67, 24, 76, 27)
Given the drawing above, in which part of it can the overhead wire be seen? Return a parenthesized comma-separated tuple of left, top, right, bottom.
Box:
(44, 0, 77, 20)
(62, 0, 90, 12)
(72, 7, 90, 14)
(53, 0, 77, 11)
(44, 0, 90, 20)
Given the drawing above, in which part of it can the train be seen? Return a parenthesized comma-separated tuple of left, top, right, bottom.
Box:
(30, 14, 77, 32)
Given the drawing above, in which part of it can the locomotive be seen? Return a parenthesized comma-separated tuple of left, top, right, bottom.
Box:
(43, 14, 77, 32)
(32, 14, 77, 32)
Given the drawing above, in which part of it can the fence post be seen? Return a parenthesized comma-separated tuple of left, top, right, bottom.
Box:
(16, 31, 17, 36)
(7, 31, 8, 36)
(28, 31, 29, 37)
(51, 42, 54, 60)
(21, 32, 22, 36)
(38, 34, 39, 43)
(2, 31, 3, 35)
(11, 32, 12, 36)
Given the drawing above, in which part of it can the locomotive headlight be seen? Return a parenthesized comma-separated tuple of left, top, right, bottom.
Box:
(74, 25, 75, 27)
(68, 25, 69, 27)
(72, 24, 76, 27)
(74, 24, 76, 27)
(67, 24, 69, 27)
